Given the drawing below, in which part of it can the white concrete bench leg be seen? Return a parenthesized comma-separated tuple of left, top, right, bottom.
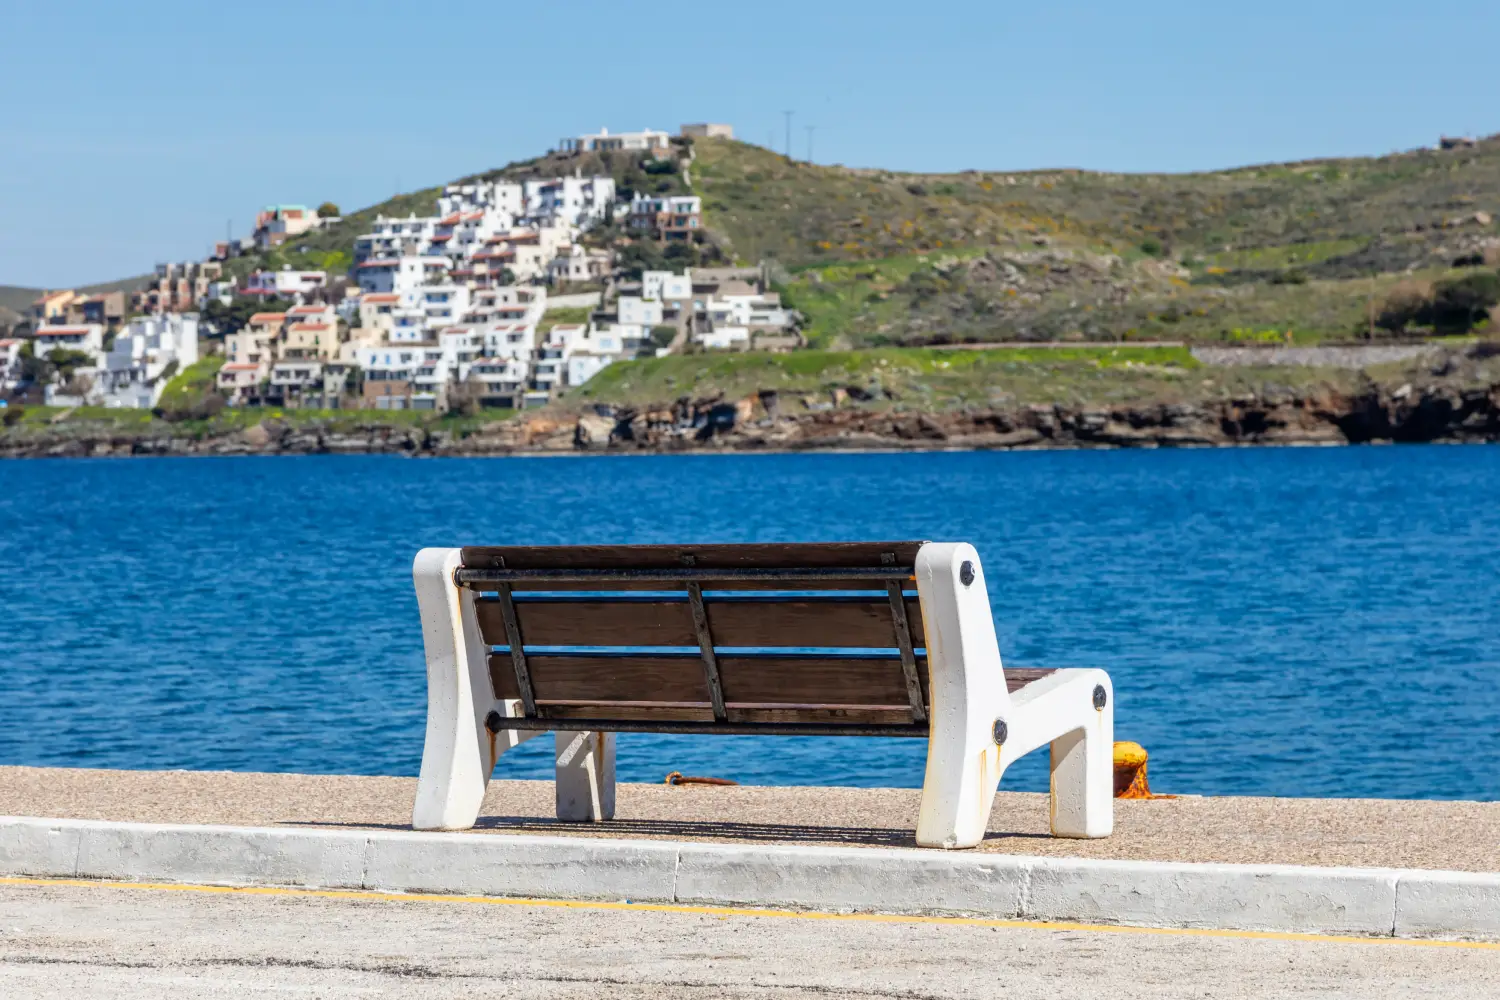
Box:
(913, 543, 1114, 848)
(914, 543, 1010, 849)
(411, 547, 539, 831)
(1010, 668, 1115, 839)
(555, 731, 616, 821)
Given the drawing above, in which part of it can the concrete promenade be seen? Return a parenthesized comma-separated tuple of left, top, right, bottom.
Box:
(3, 878, 1498, 999)
(5, 765, 1499, 871)
(3, 765, 1498, 953)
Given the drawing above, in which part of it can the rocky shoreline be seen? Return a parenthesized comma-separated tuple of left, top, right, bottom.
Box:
(4, 380, 1498, 458)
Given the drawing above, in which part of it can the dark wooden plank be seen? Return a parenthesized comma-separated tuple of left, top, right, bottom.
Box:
(718, 656, 927, 708)
(461, 541, 925, 572)
(479, 597, 925, 648)
(488, 654, 711, 704)
(537, 704, 718, 723)
(480, 600, 699, 647)
(487, 716, 930, 737)
(1006, 667, 1057, 693)
(493, 578, 904, 592)
(540, 704, 914, 726)
(725, 706, 917, 725)
(706, 600, 924, 648)
(486, 658, 1055, 721)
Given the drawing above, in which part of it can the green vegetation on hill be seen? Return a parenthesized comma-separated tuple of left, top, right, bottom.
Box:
(685, 136, 1500, 346)
(155, 356, 226, 417)
(573, 344, 1218, 410)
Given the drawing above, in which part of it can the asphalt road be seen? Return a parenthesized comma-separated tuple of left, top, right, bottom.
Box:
(1, 880, 1496, 999)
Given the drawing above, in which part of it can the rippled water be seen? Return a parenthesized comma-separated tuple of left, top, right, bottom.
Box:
(1, 447, 1496, 799)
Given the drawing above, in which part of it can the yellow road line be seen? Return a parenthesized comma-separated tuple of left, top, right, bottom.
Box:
(2, 875, 1496, 952)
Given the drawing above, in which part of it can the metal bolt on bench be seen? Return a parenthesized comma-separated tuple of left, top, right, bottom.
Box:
(411, 541, 1114, 848)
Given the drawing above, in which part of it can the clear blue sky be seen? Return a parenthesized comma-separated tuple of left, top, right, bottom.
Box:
(4, 0, 1496, 288)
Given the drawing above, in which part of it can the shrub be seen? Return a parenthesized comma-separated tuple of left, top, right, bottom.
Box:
(1427, 271, 1500, 331)
(317, 201, 340, 218)
(643, 159, 677, 176)
(1375, 280, 1434, 332)
(1139, 237, 1163, 257)
(1270, 267, 1309, 285)
(2, 405, 23, 427)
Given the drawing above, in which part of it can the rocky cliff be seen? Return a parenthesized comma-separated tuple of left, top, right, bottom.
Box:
(5, 379, 1498, 459)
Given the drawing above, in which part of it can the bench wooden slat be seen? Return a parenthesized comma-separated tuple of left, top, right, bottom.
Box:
(489, 654, 1055, 715)
(460, 541, 925, 572)
(707, 599, 925, 648)
(534, 704, 917, 726)
(718, 656, 927, 707)
(475, 597, 927, 650)
(490, 653, 931, 713)
(489, 654, 711, 704)
(477, 600, 699, 648)
(487, 579, 912, 592)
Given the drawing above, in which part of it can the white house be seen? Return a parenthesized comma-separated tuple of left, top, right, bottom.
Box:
(356, 256, 450, 296)
(559, 127, 671, 154)
(245, 268, 327, 298)
(642, 270, 692, 301)
(437, 181, 524, 221)
(547, 243, 612, 284)
(481, 322, 536, 361)
(96, 313, 200, 409)
(355, 215, 439, 263)
(521, 175, 616, 229)
(629, 194, 702, 239)
(216, 362, 266, 404)
(0, 338, 23, 391)
(418, 283, 471, 332)
(617, 296, 664, 326)
(470, 285, 547, 326)
(465, 356, 529, 407)
(268, 360, 325, 403)
(32, 324, 104, 362)
(564, 324, 627, 387)
(696, 326, 751, 350)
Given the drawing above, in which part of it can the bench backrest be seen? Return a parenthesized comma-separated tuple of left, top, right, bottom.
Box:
(456, 541, 941, 737)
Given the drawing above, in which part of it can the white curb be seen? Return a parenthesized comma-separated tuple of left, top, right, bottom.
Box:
(1, 816, 1494, 940)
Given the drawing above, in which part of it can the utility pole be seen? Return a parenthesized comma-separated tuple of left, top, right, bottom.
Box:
(782, 110, 794, 160)
(805, 124, 817, 164)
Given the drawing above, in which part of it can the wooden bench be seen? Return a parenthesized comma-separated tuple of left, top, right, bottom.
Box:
(412, 541, 1113, 849)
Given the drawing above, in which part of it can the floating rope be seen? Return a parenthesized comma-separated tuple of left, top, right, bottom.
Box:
(664, 771, 739, 786)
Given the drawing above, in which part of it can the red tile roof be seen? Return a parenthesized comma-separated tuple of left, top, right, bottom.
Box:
(289, 322, 331, 331)
(362, 294, 399, 304)
(249, 312, 287, 324)
(35, 326, 93, 336)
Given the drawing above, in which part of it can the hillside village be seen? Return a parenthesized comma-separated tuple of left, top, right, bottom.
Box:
(1, 123, 797, 414)
(4, 126, 1500, 425)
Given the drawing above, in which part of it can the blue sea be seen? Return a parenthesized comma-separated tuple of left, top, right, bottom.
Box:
(1, 447, 1497, 800)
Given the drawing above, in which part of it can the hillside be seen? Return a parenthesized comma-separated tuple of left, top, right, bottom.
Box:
(237, 134, 1500, 349)
(685, 136, 1500, 347)
(28, 133, 1500, 350)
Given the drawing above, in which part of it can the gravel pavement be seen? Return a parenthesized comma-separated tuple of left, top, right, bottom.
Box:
(1, 880, 1496, 999)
